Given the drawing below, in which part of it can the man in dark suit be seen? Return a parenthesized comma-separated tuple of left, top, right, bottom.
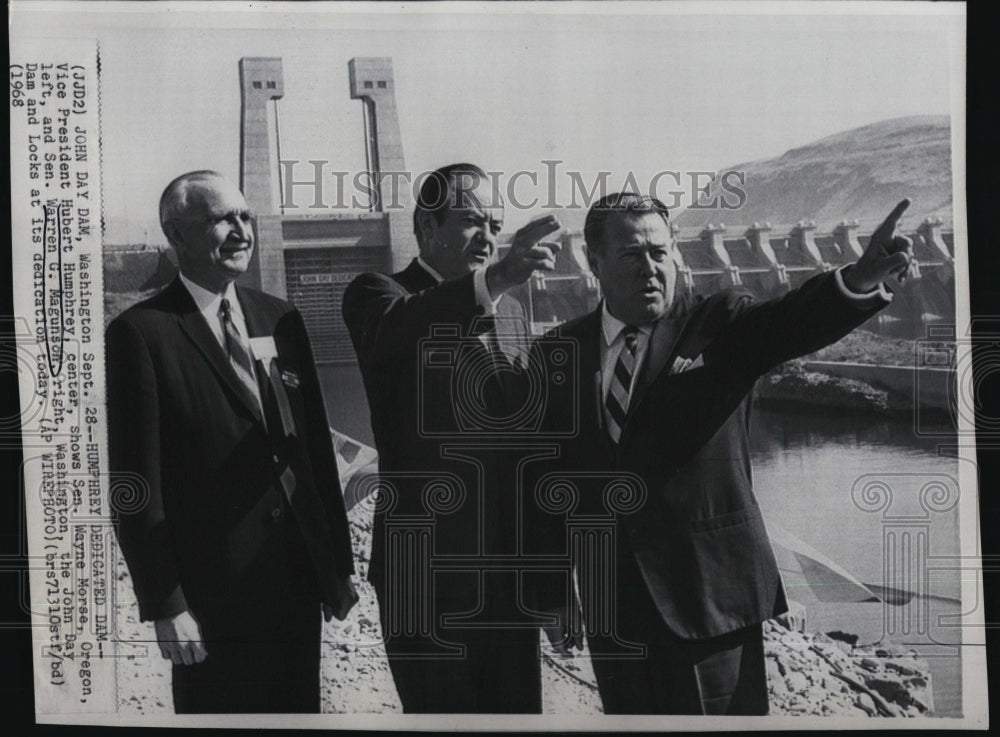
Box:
(529, 192, 914, 714)
(342, 163, 566, 713)
(107, 171, 357, 713)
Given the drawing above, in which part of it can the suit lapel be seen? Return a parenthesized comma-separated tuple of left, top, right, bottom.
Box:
(171, 279, 266, 425)
(240, 287, 300, 447)
(238, 287, 271, 343)
(396, 259, 439, 294)
(238, 286, 279, 414)
(572, 310, 614, 460)
(629, 315, 685, 413)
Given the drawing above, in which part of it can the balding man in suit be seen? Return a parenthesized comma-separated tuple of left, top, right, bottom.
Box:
(107, 171, 357, 713)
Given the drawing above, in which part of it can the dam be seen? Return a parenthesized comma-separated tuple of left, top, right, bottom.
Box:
(105, 55, 957, 367)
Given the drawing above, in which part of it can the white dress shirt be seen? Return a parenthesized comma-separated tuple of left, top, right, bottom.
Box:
(832, 264, 894, 304)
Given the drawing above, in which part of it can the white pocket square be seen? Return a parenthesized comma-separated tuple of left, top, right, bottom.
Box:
(671, 353, 705, 374)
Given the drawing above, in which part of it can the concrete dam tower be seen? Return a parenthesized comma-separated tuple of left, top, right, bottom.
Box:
(237, 55, 416, 364)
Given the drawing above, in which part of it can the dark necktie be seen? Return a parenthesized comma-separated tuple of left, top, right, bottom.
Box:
(219, 298, 263, 417)
(605, 326, 639, 444)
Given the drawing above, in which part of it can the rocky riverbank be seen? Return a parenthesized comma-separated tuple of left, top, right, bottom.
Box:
(756, 362, 892, 413)
(763, 620, 934, 716)
(755, 329, 954, 416)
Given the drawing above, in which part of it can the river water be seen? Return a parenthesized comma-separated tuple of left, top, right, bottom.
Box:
(750, 407, 965, 717)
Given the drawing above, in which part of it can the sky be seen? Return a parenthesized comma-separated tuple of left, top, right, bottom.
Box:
(11, 2, 964, 243)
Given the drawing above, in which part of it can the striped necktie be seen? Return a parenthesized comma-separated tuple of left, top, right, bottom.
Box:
(219, 298, 263, 415)
(605, 326, 639, 445)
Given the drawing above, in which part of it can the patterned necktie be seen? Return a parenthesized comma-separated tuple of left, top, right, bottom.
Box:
(219, 298, 263, 415)
(605, 326, 639, 445)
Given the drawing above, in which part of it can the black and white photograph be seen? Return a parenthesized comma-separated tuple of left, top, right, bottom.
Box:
(7, 0, 983, 730)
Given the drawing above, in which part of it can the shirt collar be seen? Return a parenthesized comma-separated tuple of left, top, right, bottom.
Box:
(179, 273, 240, 321)
(600, 301, 653, 347)
(415, 256, 445, 284)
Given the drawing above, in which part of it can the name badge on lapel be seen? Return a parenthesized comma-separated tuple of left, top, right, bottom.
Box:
(281, 369, 300, 389)
(249, 336, 278, 362)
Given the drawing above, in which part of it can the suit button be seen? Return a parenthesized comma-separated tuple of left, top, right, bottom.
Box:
(271, 507, 282, 521)
(272, 454, 280, 464)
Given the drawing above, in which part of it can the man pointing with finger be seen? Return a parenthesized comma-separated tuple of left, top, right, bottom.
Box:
(343, 163, 564, 713)
(530, 192, 914, 715)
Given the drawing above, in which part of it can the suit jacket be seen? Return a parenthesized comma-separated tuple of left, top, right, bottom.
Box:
(342, 260, 530, 613)
(107, 277, 355, 624)
(528, 270, 889, 640)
